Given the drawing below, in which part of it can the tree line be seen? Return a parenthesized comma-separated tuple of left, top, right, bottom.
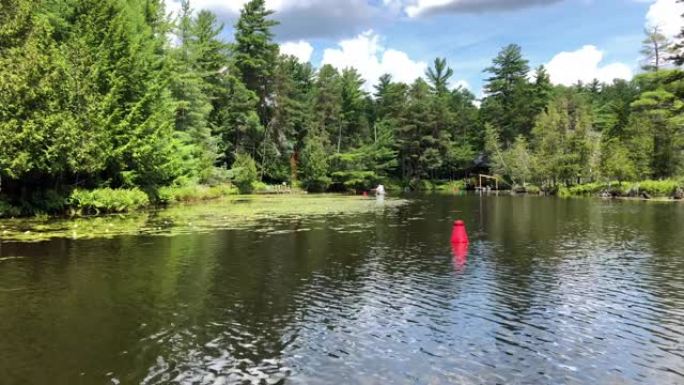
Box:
(1, 0, 683, 209)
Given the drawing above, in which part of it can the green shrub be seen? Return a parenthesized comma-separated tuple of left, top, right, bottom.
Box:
(231, 153, 258, 194)
(384, 180, 403, 194)
(300, 139, 331, 193)
(557, 186, 571, 198)
(22, 189, 69, 214)
(414, 179, 436, 191)
(567, 182, 605, 196)
(0, 200, 21, 218)
(436, 180, 466, 192)
(525, 185, 541, 195)
(68, 188, 150, 215)
(252, 181, 269, 193)
(157, 184, 238, 204)
(331, 170, 378, 192)
(632, 180, 680, 197)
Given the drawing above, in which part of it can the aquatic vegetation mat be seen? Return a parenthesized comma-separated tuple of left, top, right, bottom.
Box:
(0, 195, 406, 243)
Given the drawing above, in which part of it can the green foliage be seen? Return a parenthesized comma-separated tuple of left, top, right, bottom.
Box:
(331, 121, 397, 191)
(435, 180, 466, 192)
(426, 58, 454, 95)
(530, 91, 597, 186)
(157, 184, 238, 204)
(484, 123, 507, 177)
(299, 138, 331, 192)
(566, 182, 607, 196)
(414, 180, 437, 191)
(630, 72, 684, 179)
(601, 139, 637, 182)
(525, 185, 541, 195)
(69, 188, 150, 215)
(629, 180, 680, 197)
(233, 0, 279, 127)
(481, 44, 544, 142)
(230, 153, 259, 193)
(505, 135, 533, 186)
(0, 199, 22, 218)
(556, 180, 681, 198)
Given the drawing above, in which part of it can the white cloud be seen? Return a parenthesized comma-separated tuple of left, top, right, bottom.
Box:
(165, 0, 244, 17)
(396, 0, 561, 18)
(280, 40, 314, 62)
(546, 45, 633, 86)
(164, 0, 378, 39)
(321, 30, 428, 91)
(451, 79, 471, 90)
(645, 0, 684, 38)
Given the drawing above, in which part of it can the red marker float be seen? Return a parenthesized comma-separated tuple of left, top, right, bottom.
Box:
(451, 220, 469, 245)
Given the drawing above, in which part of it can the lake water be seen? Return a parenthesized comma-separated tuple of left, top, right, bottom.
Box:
(0, 194, 683, 384)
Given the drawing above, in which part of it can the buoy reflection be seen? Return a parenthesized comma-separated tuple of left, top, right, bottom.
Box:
(451, 242, 469, 272)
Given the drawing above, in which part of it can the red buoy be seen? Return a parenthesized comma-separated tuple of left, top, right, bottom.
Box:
(451, 220, 469, 244)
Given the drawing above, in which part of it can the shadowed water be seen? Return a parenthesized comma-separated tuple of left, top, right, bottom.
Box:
(0, 195, 683, 384)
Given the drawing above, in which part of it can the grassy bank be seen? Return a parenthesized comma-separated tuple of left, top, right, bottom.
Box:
(558, 179, 684, 200)
(0, 184, 242, 219)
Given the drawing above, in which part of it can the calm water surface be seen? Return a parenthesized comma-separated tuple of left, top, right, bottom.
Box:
(0, 195, 683, 385)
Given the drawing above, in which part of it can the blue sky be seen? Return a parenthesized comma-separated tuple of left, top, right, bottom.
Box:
(166, 0, 683, 95)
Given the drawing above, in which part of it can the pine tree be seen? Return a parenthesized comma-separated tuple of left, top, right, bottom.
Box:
(670, 0, 684, 66)
(374, 74, 408, 123)
(396, 79, 433, 181)
(631, 73, 684, 178)
(481, 44, 535, 143)
(641, 26, 672, 72)
(232, 0, 279, 126)
(532, 65, 553, 113)
(299, 137, 331, 192)
(339, 68, 369, 150)
(312, 64, 343, 149)
(262, 55, 315, 181)
(505, 135, 532, 186)
(213, 73, 263, 163)
(426, 58, 454, 96)
(169, 0, 219, 183)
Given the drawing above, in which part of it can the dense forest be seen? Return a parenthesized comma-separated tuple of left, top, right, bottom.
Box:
(1, 0, 684, 215)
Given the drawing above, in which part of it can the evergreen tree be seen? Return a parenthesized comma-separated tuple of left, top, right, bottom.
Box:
(0, 0, 105, 194)
(641, 26, 671, 72)
(374, 74, 408, 123)
(213, 73, 263, 162)
(601, 139, 637, 182)
(299, 137, 331, 192)
(170, 0, 219, 183)
(506, 135, 533, 186)
(631, 71, 684, 178)
(232, 0, 279, 126)
(532, 65, 553, 113)
(426, 58, 454, 96)
(396, 79, 434, 181)
(339, 68, 369, 150)
(531, 92, 597, 186)
(481, 44, 536, 143)
(670, 0, 684, 66)
(312, 64, 343, 149)
(263, 55, 315, 181)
